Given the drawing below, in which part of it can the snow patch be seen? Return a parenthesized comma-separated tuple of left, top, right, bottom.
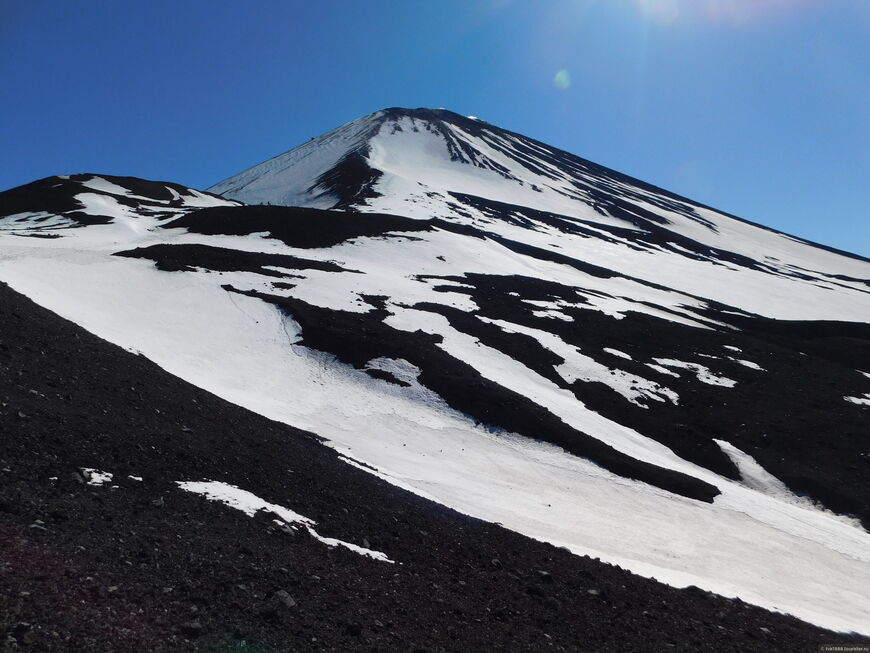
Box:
(176, 480, 394, 563)
(603, 348, 632, 360)
(82, 468, 113, 486)
(531, 309, 572, 321)
(645, 363, 681, 378)
(652, 359, 736, 388)
(730, 358, 764, 371)
(713, 440, 797, 501)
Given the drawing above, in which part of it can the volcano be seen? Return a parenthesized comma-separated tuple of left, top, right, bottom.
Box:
(1, 107, 868, 649)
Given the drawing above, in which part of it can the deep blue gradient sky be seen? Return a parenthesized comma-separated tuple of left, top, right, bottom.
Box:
(2, 0, 868, 256)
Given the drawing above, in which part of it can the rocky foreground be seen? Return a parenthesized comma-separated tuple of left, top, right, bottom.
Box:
(1, 280, 867, 651)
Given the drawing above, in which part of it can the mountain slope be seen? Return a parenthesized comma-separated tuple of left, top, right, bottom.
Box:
(5, 280, 865, 651)
(2, 108, 870, 637)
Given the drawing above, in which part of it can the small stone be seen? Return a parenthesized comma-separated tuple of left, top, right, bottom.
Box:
(181, 620, 203, 638)
(490, 558, 502, 568)
(537, 570, 553, 583)
(586, 589, 600, 596)
(362, 538, 371, 549)
(273, 590, 296, 609)
(11, 622, 33, 645)
(151, 496, 165, 508)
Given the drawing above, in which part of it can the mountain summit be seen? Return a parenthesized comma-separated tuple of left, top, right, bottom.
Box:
(211, 107, 870, 324)
(1, 108, 869, 641)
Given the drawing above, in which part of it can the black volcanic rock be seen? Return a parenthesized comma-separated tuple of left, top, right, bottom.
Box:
(162, 204, 432, 248)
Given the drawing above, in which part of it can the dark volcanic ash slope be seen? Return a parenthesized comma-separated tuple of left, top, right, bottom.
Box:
(1, 281, 866, 652)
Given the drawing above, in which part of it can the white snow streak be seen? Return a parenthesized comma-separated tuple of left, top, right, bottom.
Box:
(176, 480, 394, 563)
(81, 468, 113, 486)
(652, 358, 737, 388)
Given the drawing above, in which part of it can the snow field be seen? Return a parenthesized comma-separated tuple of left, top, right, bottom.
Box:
(1, 220, 868, 633)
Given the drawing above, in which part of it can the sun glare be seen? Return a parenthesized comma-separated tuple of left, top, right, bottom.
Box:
(636, 0, 824, 26)
(637, 0, 680, 26)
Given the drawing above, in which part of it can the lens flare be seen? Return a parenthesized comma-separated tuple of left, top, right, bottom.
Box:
(553, 69, 571, 90)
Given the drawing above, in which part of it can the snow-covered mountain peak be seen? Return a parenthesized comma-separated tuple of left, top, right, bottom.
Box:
(208, 107, 870, 324)
(209, 106, 705, 226)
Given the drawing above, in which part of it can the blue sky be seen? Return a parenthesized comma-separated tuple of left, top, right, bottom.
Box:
(2, 0, 868, 256)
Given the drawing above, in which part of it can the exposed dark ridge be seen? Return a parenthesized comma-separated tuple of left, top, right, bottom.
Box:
(826, 272, 870, 288)
(431, 217, 489, 239)
(162, 204, 432, 248)
(0, 176, 97, 223)
(722, 315, 870, 342)
(68, 173, 230, 204)
(0, 174, 234, 229)
(227, 286, 720, 504)
(314, 149, 384, 209)
(114, 243, 351, 276)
